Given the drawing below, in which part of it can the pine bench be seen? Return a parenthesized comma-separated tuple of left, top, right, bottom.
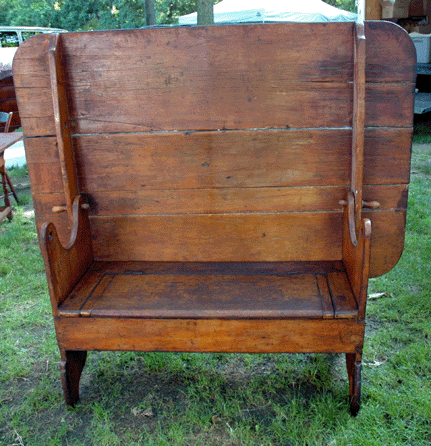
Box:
(13, 21, 416, 415)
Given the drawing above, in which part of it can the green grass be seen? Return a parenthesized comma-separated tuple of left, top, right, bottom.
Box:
(413, 115, 431, 144)
(1, 142, 430, 445)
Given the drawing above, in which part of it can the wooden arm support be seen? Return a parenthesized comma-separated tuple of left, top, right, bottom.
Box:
(40, 195, 94, 317)
(342, 192, 371, 321)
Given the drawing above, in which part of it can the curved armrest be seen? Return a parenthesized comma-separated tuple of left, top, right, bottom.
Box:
(342, 193, 371, 321)
(40, 195, 94, 317)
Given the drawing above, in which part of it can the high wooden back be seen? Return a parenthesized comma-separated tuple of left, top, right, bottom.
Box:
(13, 22, 416, 277)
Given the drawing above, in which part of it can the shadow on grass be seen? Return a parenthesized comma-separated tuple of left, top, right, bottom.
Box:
(3, 351, 352, 446)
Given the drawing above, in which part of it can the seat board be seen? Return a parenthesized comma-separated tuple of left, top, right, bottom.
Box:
(59, 261, 357, 319)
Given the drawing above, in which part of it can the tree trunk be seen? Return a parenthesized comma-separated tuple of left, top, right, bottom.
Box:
(197, 0, 214, 25)
(145, 0, 156, 25)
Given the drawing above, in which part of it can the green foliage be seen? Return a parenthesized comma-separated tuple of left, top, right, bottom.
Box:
(4, 0, 59, 27)
(1, 0, 354, 31)
(156, 0, 197, 24)
(1, 0, 197, 30)
(323, 0, 356, 12)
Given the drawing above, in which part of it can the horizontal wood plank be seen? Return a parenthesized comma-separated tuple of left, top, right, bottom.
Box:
(34, 208, 407, 277)
(62, 273, 334, 319)
(31, 184, 408, 217)
(24, 127, 412, 195)
(73, 129, 412, 191)
(59, 259, 358, 320)
(55, 317, 365, 353)
(16, 83, 415, 136)
(14, 22, 416, 136)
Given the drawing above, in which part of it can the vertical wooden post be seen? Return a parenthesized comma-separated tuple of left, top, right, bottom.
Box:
(48, 33, 79, 223)
(351, 3, 366, 243)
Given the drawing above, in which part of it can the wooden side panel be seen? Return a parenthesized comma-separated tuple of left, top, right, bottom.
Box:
(40, 196, 94, 316)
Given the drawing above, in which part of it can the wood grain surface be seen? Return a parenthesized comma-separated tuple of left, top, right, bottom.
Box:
(14, 21, 415, 276)
(55, 317, 365, 353)
(58, 260, 357, 319)
(12, 22, 415, 411)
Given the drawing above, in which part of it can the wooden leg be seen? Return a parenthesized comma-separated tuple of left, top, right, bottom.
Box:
(5, 171, 19, 203)
(346, 350, 362, 416)
(60, 350, 87, 407)
(1, 170, 12, 221)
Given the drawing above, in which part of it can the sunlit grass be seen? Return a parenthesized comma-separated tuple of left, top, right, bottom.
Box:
(1, 144, 430, 445)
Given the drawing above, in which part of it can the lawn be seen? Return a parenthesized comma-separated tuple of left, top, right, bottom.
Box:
(0, 131, 430, 445)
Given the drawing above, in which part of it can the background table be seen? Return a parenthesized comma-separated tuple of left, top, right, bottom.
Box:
(0, 132, 23, 222)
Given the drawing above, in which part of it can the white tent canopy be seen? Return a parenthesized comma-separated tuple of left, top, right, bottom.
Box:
(179, 0, 357, 25)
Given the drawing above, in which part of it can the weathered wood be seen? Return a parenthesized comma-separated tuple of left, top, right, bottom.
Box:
(13, 22, 415, 137)
(48, 33, 79, 221)
(13, 22, 415, 414)
(342, 193, 372, 320)
(24, 127, 413, 191)
(60, 350, 87, 407)
(31, 184, 408, 217)
(55, 317, 365, 354)
(40, 195, 93, 315)
(346, 350, 362, 416)
(58, 262, 357, 319)
(90, 212, 343, 262)
(25, 125, 411, 274)
(351, 22, 366, 236)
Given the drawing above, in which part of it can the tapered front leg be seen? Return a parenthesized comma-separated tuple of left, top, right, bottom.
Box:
(346, 350, 362, 416)
(60, 350, 87, 407)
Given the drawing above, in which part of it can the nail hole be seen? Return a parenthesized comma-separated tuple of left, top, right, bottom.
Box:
(48, 231, 54, 241)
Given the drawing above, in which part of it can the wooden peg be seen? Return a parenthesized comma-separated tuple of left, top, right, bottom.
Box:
(339, 200, 380, 209)
(52, 203, 89, 213)
(362, 200, 380, 209)
(52, 205, 67, 213)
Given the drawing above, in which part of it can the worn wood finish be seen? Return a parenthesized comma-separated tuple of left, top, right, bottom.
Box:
(60, 350, 87, 407)
(55, 317, 365, 354)
(346, 350, 362, 416)
(58, 261, 357, 319)
(40, 196, 93, 315)
(13, 22, 415, 414)
(343, 193, 372, 320)
(351, 22, 366, 236)
(25, 126, 411, 275)
(48, 34, 79, 221)
(13, 22, 415, 137)
(31, 184, 408, 217)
